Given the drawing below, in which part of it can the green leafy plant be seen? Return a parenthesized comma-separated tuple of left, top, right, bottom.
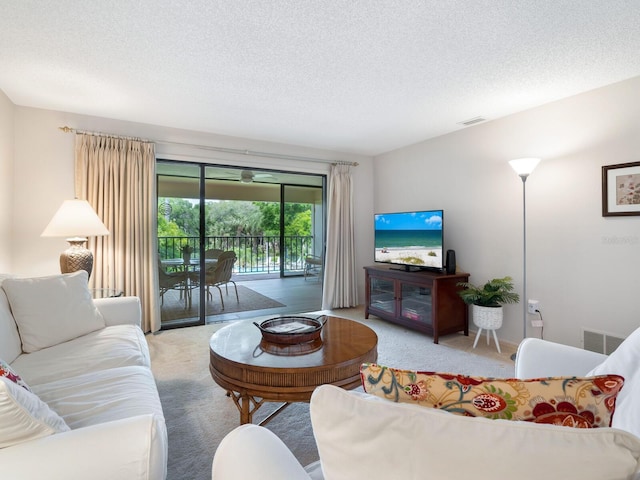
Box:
(457, 276, 520, 307)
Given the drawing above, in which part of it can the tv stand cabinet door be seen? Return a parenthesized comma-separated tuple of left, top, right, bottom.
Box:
(365, 272, 397, 319)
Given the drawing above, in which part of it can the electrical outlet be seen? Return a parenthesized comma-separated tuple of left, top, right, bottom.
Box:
(531, 318, 543, 328)
(527, 299, 540, 314)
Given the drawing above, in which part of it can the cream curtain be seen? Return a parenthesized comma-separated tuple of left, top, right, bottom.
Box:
(74, 133, 161, 332)
(322, 164, 358, 309)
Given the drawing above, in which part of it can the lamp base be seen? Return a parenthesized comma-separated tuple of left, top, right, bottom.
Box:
(60, 238, 93, 278)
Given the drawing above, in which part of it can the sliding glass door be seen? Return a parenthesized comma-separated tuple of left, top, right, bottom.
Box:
(157, 163, 203, 328)
(157, 161, 326, 329)
(282, 185, 324, 277)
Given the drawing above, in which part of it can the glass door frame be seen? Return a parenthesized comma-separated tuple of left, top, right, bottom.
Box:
(157, 161, 205, 329)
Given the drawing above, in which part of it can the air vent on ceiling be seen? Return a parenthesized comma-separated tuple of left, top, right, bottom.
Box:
(458, 116, 487, 126)
(582, 328, 625, 355)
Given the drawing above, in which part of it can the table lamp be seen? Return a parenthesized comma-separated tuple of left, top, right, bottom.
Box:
(41, 199, 109, 278)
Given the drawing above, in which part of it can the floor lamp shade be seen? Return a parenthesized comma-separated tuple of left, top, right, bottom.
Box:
(509, 158, 540, 178)
(41, 199, 109, 277)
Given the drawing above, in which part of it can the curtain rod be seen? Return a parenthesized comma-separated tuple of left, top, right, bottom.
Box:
(59, 126, 150, 143)
(59, 126, 358, 167)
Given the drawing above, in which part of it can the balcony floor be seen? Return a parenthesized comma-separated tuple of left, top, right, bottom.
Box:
(160, 274, 323, 328)
(210, 274, 323, 322)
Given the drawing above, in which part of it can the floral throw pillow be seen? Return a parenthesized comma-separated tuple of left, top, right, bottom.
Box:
(360, 363, 624, 428)
(0, 358, 31, 391)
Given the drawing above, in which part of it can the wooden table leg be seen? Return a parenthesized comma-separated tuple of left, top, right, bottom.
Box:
(227, 390, 265, 424)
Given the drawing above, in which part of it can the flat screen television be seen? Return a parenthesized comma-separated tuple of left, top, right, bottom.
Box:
(374, 209, 444, 272)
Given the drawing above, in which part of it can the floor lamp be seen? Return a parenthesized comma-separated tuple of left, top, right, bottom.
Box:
(509, 158, 540, 357)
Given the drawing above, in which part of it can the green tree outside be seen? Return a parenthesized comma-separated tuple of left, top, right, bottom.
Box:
(157, 198, 314, 269)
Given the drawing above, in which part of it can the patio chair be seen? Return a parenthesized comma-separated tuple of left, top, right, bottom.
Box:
(304, 255, 323, 282)
(158, 258, 190, 307)
(205, 248, 224, 259)
(204, 250, 239, 310)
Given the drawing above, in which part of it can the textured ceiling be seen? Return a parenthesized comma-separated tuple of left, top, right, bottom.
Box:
(1, 1, 640, 156)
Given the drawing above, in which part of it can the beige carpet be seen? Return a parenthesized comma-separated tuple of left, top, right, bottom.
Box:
(160, 285, 285, 322)
(147, 307, 516, 480)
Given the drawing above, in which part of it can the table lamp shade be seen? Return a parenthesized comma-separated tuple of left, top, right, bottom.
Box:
(41, 199, 109, 277)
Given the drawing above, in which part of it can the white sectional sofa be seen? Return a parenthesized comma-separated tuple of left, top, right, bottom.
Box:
(0, 271, 167, 480)
(213, 329, 640, 480)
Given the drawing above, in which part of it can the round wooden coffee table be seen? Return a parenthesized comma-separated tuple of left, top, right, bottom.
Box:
(209, 315, 378, 424)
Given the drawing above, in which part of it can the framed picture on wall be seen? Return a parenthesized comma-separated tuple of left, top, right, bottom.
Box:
(602, 162, 640, 217)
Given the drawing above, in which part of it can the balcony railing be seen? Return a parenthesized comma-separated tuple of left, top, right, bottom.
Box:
(158, 235, 314, 275)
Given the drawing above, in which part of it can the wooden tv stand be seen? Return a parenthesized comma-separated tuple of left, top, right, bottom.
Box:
(364, 265, 469, 344)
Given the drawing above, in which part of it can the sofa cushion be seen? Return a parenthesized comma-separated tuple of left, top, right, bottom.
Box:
(0, 377, 70, 448)
(11, 324, 150, 386)
(588, 326, 640, 438)
(2, 271, 105, 353)
(0, 358, 30, 391)
(310, 384, 640, 480)
(361, 363, 623, 428)
(0, 279, 22, 364)
(32, 365, 164, 430)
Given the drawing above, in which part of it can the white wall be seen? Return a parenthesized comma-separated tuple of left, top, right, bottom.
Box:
(0, 90, 14, 271)
(10, 106, 374, 300)
(374, 76, 640, 348)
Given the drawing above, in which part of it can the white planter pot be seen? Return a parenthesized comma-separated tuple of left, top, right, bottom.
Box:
(472, 304, 503, 330)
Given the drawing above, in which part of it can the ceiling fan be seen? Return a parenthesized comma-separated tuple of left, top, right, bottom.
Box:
(208, 168, 277, 183)
(239, 169, 275, 183)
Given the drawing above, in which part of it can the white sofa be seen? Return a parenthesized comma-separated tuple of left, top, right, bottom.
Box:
(212, 330, 640, 480)
(0, 272, 167, 480)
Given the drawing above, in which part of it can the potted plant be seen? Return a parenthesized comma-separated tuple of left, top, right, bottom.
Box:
(457, 276, 520, 334)
(181, 243, 193, 264)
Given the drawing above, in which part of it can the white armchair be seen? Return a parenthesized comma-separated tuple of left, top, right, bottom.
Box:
(212, 330, 640, 480)
(211, 424, 322, 480)
(514, 337, 608, 378)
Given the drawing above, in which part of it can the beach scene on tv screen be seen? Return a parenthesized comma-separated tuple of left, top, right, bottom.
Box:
(374, 211, 443, 268)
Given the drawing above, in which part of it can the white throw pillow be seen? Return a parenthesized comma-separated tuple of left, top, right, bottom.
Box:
(310, 384, 640, 480)
(588, 326, 640, 438)
(2, 271, 105, 353)
(0, 377, 70, 448)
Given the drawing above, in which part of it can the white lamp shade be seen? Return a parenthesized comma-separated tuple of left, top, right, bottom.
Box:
(41, 199, 109, 239)
(509, 158, 541, 176)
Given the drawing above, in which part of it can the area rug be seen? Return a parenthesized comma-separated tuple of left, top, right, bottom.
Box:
(160, 285, 285, 322)
(147, 307, 516, 480)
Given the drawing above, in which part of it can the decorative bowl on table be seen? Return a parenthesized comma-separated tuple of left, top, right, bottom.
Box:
(254, 315, 327, 345)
